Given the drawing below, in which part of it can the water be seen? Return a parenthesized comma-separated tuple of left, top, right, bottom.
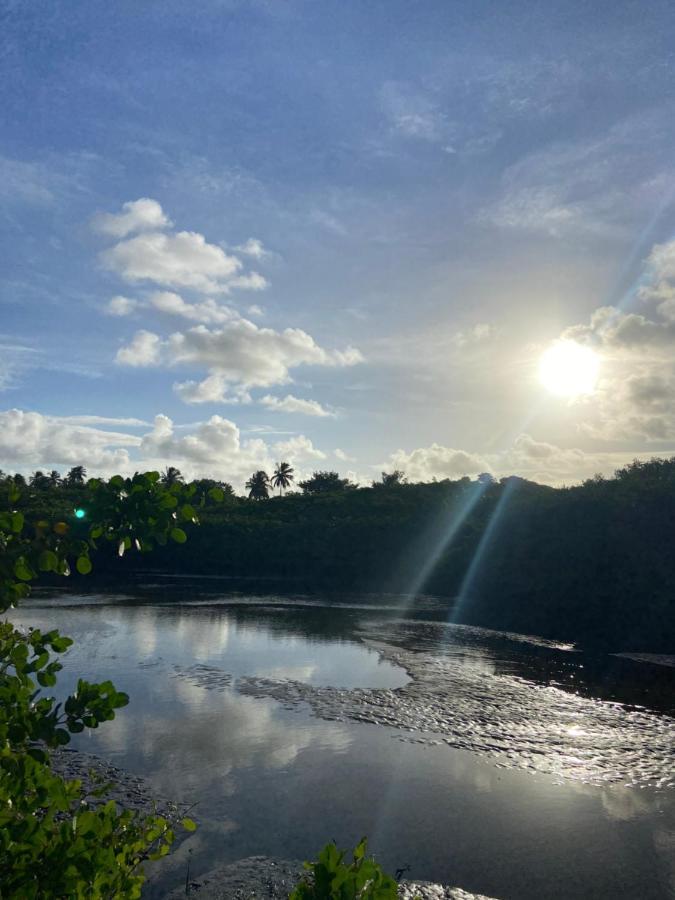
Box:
(10, 580, 675, 899)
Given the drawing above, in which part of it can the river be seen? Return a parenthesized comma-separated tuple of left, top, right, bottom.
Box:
(10, 577, 675, 899)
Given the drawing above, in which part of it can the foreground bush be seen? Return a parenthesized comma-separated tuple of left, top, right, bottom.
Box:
(290, 839, 401, 900)
(0, 473, 204, 898)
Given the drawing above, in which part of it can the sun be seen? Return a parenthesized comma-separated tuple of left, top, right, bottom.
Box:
(538, 340, 600, 398)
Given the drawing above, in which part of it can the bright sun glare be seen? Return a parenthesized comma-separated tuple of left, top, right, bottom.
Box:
(538, 340, 600, 398)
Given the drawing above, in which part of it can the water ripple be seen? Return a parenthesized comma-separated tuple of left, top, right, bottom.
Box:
(237, 637, 675, 788)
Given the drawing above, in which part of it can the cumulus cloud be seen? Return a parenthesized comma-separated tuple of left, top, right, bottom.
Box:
(233, 238, 268, 259)
(272, 434, 326, 461)
(551, 238, 675, 441)
(173, 375, 252, 405)
(259, 394, 335, 417)
(96, 199, 360, 404)
(0, 408, 337, 489)
(334, 448, 356, 462)
(115, 330, 162, 367)
(385, 433, 675, 487)
(0, 409, 136, 470)
(149, 291, 238, 325)
(106, 295, 139, 316)
(92, 198, 171, 238)
(101, 230, 244, 294)
(387, 444, 491, 482)
(116, 320, 362, 399)
(94, 198, 268, 296)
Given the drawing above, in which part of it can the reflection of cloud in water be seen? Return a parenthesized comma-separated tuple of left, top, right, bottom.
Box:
(175, 613, 230, 661)
(259, 665, 318, 682)
(94, 668, 352, 803)
(600, 786, 652, 821)
(134, 610, 157, 656)
(238, 638, 675, 788)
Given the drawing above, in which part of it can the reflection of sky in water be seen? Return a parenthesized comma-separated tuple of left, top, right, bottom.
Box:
(10, 591, 675, 900)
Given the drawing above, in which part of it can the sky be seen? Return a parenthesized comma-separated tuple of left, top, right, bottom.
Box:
(3, 0, 675, 489)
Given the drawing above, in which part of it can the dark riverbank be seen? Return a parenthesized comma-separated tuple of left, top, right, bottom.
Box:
(10, 457, 675, 654)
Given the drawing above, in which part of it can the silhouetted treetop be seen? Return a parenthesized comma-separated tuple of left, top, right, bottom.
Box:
(299, 471, 355, 494)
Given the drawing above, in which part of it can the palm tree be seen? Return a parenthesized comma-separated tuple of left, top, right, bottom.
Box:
(48, 470, 61, 488)
(161, 466, 184, 486)
(246, 470, 270, 501)
(66, 466, 87, 486)
(30, 470, 51, 490)
(271, 461, 294, 496)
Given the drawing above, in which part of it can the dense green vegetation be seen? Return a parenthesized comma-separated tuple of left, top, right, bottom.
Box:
(4, 458, 675, 652)
(0, 473, 204, 899)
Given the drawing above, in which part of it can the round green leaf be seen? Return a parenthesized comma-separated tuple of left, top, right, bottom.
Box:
(76, 556, 92, 575)
(170, 527, 187, 544)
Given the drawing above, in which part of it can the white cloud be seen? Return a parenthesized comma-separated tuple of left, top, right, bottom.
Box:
(273, 434, 326, 461)
(92, 198, 172, 238)
(233, 238, 268, 259)
(388, 444, 491, 482)
(480, 113, 675, 237)
(57, 415, 149, 427)
(228, 271, 268, 291)
(102, 230, 243, 294)
(259, 394, 335, 417)
(0, 409, 136, 470)
(174, 375, 252, 405)
(551, 237, 675, 441)
(106, 295, 139, 316)
(334, 448, 356, 462)
(385, 433, 675, 487)
(115, 330, 162, 367)
(0, 408, 336, 490)
(149, 291, 239, 325)
(116, 320, 362, 398)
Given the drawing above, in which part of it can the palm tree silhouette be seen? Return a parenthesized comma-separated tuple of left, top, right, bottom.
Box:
(271, 461, 294, 496)
(161, 466, 184, 486)
(246, 470, 270, 500)
(66, 466, 87, 486)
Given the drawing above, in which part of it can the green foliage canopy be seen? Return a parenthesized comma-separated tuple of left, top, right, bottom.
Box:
(0, 472, 208, 899)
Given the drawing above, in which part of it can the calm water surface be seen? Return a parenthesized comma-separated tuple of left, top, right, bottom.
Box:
(11, 579, 675, 899)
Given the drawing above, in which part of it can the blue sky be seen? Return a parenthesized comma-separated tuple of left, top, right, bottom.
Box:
(3, 0, 675, 487)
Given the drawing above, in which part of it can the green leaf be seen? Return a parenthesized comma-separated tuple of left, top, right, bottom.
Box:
(170, 527, 187, 544)
(10, 511, 24, 533)
(76, 556, 92, 575)
(181, 817, 197, 832)
(208, 487, 225, 502)
(180, 504, 196, 522)
(38, 550, 59, 572)
(14, 558, 34, 581)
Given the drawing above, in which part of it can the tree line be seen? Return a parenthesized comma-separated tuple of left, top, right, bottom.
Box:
(3, 459, 675, 652)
